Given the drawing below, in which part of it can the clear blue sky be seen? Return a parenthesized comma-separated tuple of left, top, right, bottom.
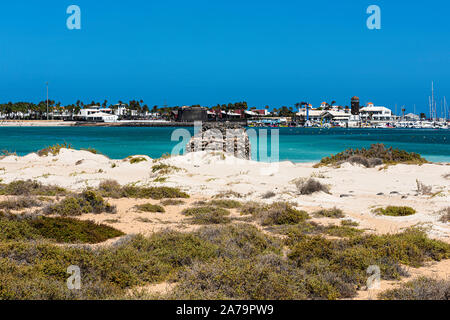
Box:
(0, 0, 448, 115)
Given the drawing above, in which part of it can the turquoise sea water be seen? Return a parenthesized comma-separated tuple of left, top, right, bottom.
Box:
(0, 127, 448, 163)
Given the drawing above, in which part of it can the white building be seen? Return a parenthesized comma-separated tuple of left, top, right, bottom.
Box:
(359, 103, 392, 122)
(86, 112, 118, 123)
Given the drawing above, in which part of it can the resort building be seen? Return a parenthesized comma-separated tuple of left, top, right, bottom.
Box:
(359, 103, 392, 122)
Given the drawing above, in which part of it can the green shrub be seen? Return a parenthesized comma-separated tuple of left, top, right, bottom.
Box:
(135, 203, 165, 213)
(241, 201, 309, 225)
(97, 180, 189, 199)
(37, 143, 72, 157)
(313, 207, 345, 218)
(0, 197, 42, 210)
(0, 230, 217, 299)
(129, 157, 148, 164)
(374, 206, 416, 217)
(43, 190, 116, 216)
(261, 191, 276, 199)
(0, 180, 67, 196)
(152, 163, 180, 174)
(295, 178, 330, 195)
(438, 207, 450, 223)
(286, 228, 450, 298)
(315, 144, 427, 168)
(160, 199, 185, 206)
(324, 225, 364, 238)
(195, 199, 242, 209)
(378, 277, 450, 300)
(168, 255, 310, 300)
(122, 185, 189, 200)
(182, 206, 231, 225)
(28, 216, 124, 243)
(97, 180, 123, 198)
(196, 224, 282, 259)
(0, 214, 123, 243)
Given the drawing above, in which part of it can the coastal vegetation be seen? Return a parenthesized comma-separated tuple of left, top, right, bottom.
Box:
(416, 179, 432, 195)
(315, 144, 427, 168)
(378, 277, 450, 300)
(160, 199, 185, 206)
(239, 201, 309, 226)
(135, 203, 165, 213)
(0, 213, 123, 243)
(438, 207, 450, 223)
(43, 190, 117, 216)
(96, 179, 189, 199)
(182, 206, 231, 225)
(37, 142, 73, 157)
(0, 197, 42, 210)
(152, 163, 181, 175)
(313, 207, 345, 218)
(129, 157, 148, 164)
(373, 206, 416, 217)
(294, 178, 330, 195)
(194, 199, 242, 209)
(0, 180, 67, 196)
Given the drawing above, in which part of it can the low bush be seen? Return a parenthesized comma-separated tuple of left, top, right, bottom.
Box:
(0, 230, 217, 299)
(152, 163, 180, 174)
(96, 180, 189, 199)
(378, 277, 450, 300)
(324, 225, 364, 238)
(0, 180, 67, 196)
(437, 207, 450, 223)
(129, 157, 148, 164)
(240, 201, 309, 225)
(295, 178, 330, 195)
(182, 206, 231, 225)
(416, 179, 432, 195)
(168, 255, 310, 300)
(196, 224, 282, 259)
(123, 186, 189, 200)
(313, 207, 345, 218)
(315, 144, 427, 168)
(37, 143, 72, 157)
(374, 206, 416, 217)
(213, 190, 243, 199)
(135, 203, 165, 213)
(0, 214, 123, 243)
(43, 190, 117, 216)
(160, 199, 185, 206)
(195, 199, 242, 209)
(97, 180, 123, 198)
(0, 197, 42, 210)
(262, 191, 276, 199)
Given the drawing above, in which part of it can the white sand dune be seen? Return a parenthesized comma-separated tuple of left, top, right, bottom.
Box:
(1, 149, 449, 240)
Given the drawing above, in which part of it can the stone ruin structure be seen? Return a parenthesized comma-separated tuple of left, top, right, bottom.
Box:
(186, 122, 251, 160)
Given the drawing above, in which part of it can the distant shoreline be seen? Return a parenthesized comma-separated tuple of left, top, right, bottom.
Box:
(0, 120, 194, 127)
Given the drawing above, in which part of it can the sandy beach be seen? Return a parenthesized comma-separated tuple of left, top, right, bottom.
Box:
(1, 148, 449, 239)
(1, 148, 449, 299)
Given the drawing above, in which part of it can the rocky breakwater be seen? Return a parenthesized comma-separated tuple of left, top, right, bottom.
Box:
(186, 123, 251, 160)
